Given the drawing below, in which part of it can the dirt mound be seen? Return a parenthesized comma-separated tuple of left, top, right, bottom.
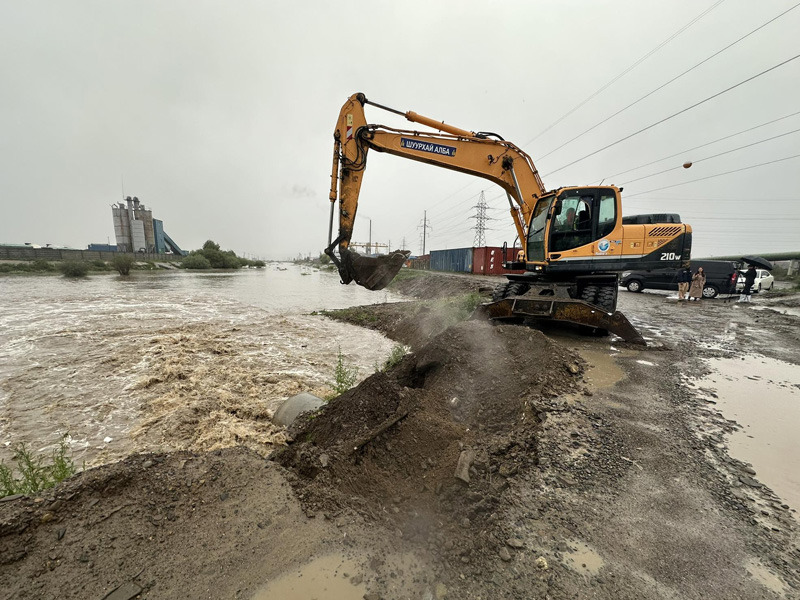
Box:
(390, 272, 487, 299)
(275, 320, 584, 542)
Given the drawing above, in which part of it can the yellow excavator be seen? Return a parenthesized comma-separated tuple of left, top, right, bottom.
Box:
(325, 93, 692, 344)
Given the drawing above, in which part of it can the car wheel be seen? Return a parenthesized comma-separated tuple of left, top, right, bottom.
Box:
(702, 284, 719, 299)
(768, 282, 774, 290)
(626, 280, 643, 293)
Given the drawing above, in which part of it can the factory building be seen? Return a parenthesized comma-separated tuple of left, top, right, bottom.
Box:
(111, 197, 185, 255)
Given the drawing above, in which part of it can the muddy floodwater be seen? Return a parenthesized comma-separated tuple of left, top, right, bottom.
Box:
(0, 266, 404, 466)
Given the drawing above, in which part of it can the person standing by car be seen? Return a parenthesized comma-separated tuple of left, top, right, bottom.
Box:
(689, 266, 706, 301)
(677, 264, 692, 300)
(739, 265, 757, 302)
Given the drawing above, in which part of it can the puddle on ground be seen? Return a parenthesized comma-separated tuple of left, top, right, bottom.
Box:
(563, 540, 604, 576)
(251, 554, 365, 600)
(579, 347, 626, 389)
(691, 355, 800, 512)
(750, 305, 800, 318)
(745, 558, 789, 597)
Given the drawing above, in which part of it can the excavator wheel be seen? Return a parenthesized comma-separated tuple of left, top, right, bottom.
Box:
(596, 285, 618, 312)
(579, 285, 599, 304)
(508, 282, 530, 297)
(491, 281, 512, 302)
(577, 284, 610, 337)
(491, 281, 530, 301)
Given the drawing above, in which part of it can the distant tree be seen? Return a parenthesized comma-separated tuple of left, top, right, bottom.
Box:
(319, 252, 331, 265)
(202, 240, 221, 252)
(253, 260, 265, 268)
(181, 253, 212, 269)
(111, 255, 135, 276)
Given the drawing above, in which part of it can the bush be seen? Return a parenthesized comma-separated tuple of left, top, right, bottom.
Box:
(253, 260, 265, 268)
(31, 259, 54, 272)
(111, 254, 135, 275)
(319, 252, 331, 265)
(381, 345, 408, 371)
(59, 261, 89, 277)
(91, 259, 109, 270)
(181, 253, 212, 269)
(0, 435, 79, 496)
(330, 346, 359, 397)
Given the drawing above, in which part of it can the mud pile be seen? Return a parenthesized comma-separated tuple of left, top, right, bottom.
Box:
(276, 320, 585, 541)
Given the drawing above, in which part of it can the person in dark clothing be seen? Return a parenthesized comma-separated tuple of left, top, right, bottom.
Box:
(676, 265, 692, 300)
(739, 265, 757, 302)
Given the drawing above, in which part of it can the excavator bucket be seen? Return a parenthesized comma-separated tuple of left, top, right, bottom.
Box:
(476, 296, 646, 345)
(338, 247, 410, 291)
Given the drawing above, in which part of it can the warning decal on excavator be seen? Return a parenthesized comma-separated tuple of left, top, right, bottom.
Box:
(346, 114, 354, 139)
(400, 138, 457, 157)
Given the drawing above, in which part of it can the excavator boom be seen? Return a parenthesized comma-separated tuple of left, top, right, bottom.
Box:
(326, 93, 545, 290)
(325, 93, 691, 344)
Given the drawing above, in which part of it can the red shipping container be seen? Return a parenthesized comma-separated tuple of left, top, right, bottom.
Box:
(472, 247, 525, 275)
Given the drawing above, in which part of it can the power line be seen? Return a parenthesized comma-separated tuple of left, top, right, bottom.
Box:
(523, 0, 727, 147)
(631, 197, 800, 202)
(544, 53, 800, 177)
(620, 127, 800, 185)
(538, 2, 800, 161)
(599, 110, 800, 181)
(625, 153, 800, 197)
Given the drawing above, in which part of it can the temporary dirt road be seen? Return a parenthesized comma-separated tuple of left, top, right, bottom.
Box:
(1, 271, 798, 599)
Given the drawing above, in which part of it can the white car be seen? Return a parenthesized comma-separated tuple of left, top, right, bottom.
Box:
(736, 269, 774, 292)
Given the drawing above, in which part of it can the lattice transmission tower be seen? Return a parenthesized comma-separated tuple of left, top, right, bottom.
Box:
(471, 191, 489, 247)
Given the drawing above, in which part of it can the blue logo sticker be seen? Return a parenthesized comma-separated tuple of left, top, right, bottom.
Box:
(598, 240, 610, 252)
(400, 138, 457, 157)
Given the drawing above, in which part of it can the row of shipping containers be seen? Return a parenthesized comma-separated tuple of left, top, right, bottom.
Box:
(413, 247, 524, 276)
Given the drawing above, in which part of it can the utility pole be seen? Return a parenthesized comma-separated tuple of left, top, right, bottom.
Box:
(418, 210, 431, 255)
(401, 237, 407, 252)
(368, 219, 372, 255)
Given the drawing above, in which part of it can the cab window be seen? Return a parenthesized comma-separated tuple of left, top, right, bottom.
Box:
(597, 194, 616, 237)
(549, 188, 617, 253)
(526, 196, 553, 262)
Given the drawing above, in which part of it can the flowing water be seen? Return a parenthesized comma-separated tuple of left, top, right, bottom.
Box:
(0, 266, 404, 467)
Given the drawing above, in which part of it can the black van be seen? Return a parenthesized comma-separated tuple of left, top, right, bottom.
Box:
(620, 260, 739, 298)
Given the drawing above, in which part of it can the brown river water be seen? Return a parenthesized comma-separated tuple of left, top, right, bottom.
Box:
(0, 265, 403, 467)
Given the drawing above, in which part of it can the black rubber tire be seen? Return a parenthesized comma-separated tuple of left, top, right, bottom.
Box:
(491, 282, 512, 302)
(702, 284, 719, 299)
(596, 286, 617, 312)
(507, 282, 530, 297)
(580, 285, 599, 303)
(758, 283, 762, 292)
(626, 279, 643, 293)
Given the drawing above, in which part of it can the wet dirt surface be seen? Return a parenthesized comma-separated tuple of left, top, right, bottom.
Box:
(2, 270, 800, 599)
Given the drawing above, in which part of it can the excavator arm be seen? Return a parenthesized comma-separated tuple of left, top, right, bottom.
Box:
(326, 93, 546, 290)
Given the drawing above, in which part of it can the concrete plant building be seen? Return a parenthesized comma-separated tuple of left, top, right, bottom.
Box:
(111, 196, 184, 255)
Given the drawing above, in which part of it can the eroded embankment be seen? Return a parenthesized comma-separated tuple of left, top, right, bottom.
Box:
(276, 321, 589, 571)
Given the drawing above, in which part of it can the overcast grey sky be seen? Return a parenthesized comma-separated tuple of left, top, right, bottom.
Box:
(1, 0, 798, 259)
